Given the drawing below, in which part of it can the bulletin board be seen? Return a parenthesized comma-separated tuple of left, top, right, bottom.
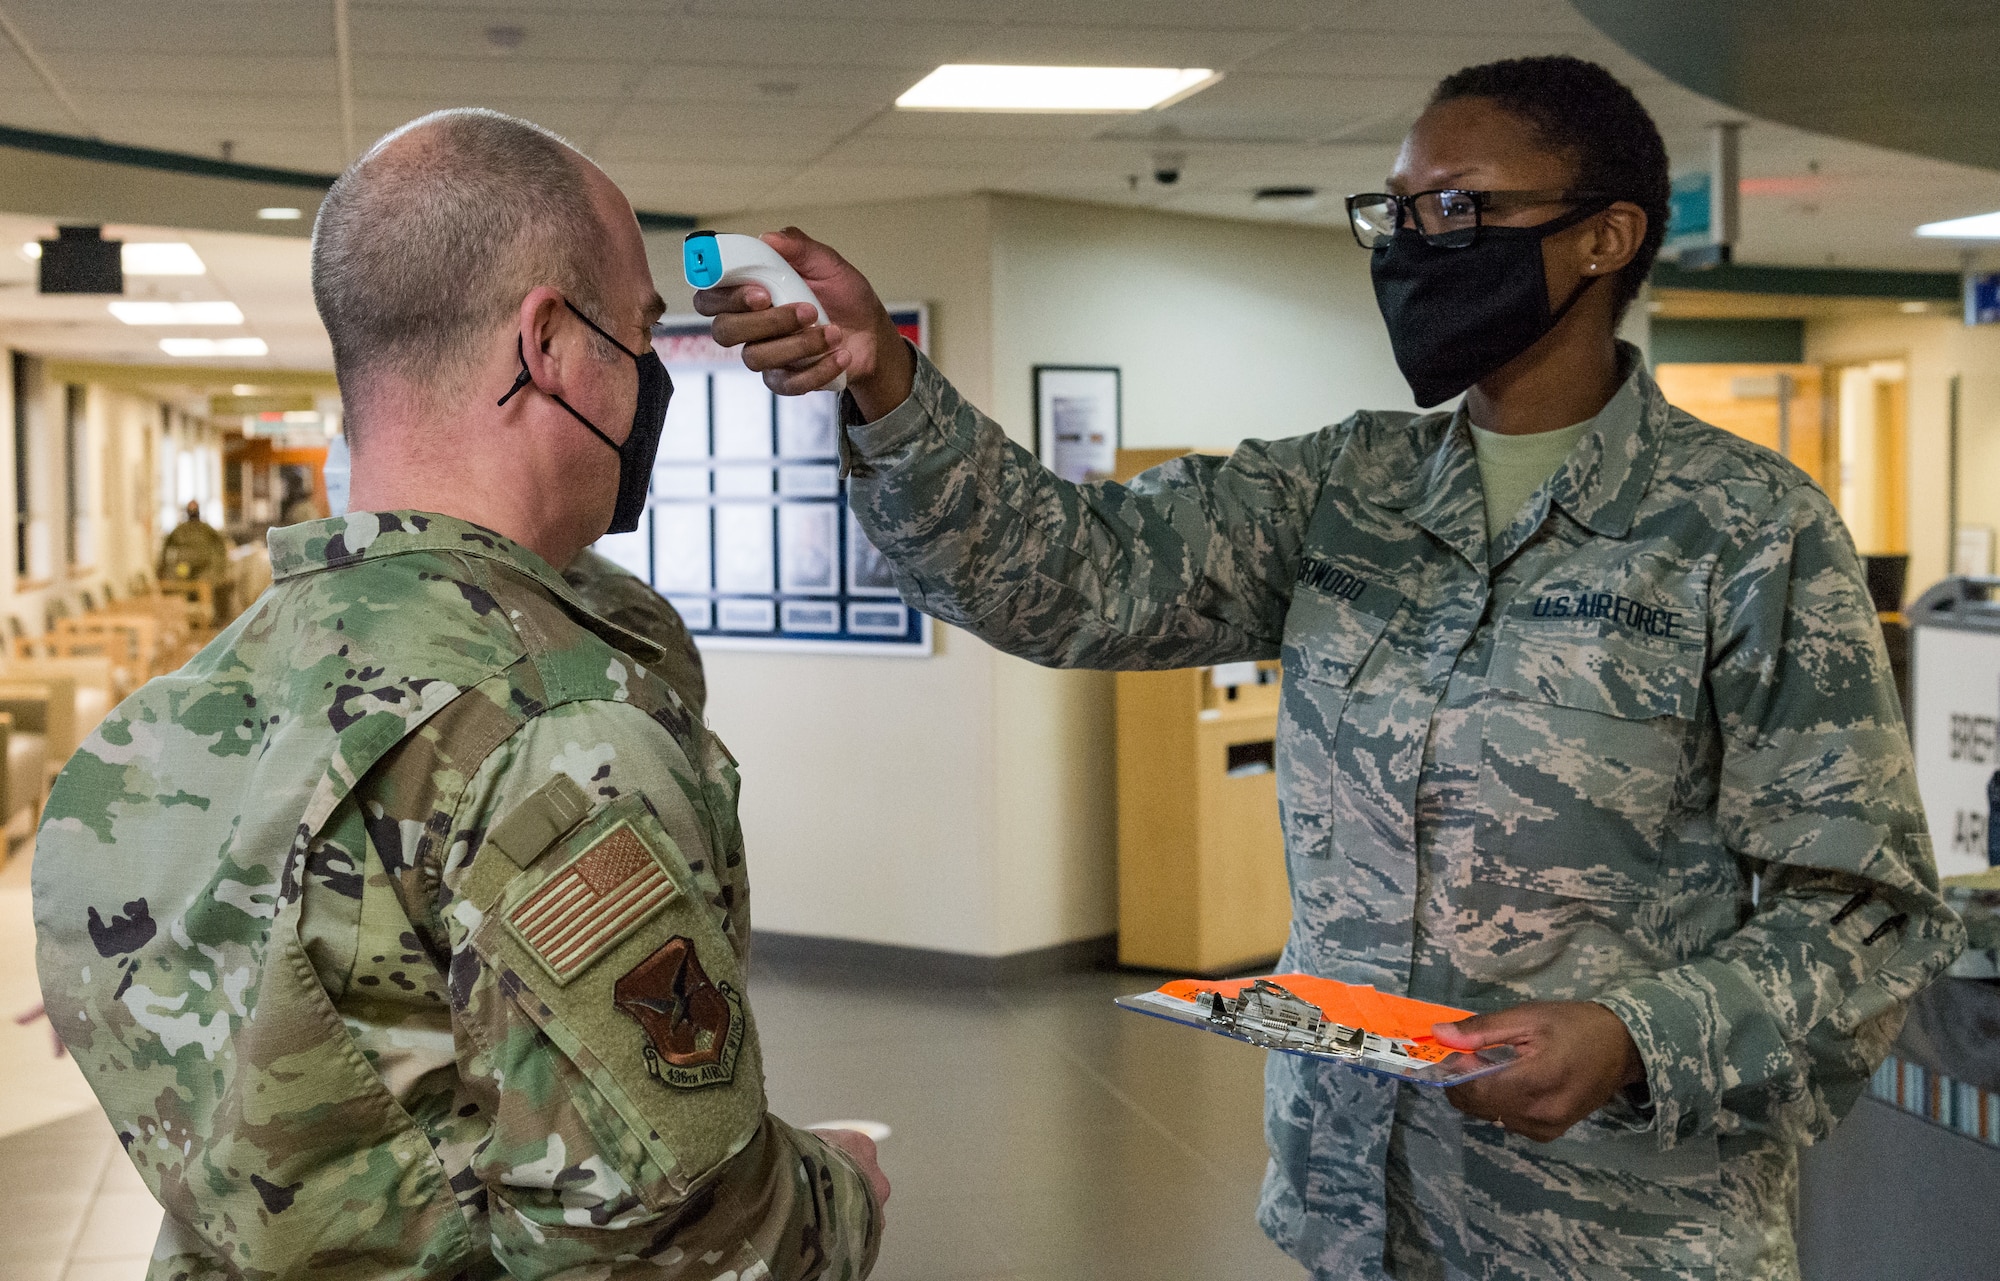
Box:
(590, 306, 932, 655)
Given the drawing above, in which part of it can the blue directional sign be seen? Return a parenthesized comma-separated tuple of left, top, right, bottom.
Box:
(1966, 272, 2000, 325)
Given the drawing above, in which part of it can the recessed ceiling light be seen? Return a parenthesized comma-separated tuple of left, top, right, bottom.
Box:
(257, 207, 303, 221)
(1916, 210, 2000, 238)
(160, 337, 268, 357)
(20, 241, 41, 260)
(122, 243, 205, 275)
(231, 383, 257, 395)
(110, 301, 244, 325)
(896, 64, 1219, 112)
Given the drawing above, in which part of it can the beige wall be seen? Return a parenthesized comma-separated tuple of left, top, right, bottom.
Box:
(1806, 312, 2000, 599)
(664, 193, 1452, 957)
(986, 195, 1417, 450)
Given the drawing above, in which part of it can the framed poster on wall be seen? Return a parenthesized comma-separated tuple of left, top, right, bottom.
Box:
(1034, 365, 1121, 483)
(589, 305, 932, 656)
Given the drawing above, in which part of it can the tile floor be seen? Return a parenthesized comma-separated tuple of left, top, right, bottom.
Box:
(1, 839, 1302, 1281)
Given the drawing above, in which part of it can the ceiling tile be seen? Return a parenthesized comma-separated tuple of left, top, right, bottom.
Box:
(1096, 72, 1434, 144)
(630, 64, 924, 110)
(351, 98, 614, 145)
(951, 24, 1293, 66)
(860, 111, 1125, 142)
(652, 16, 986, 68)
(992, 0, 1361, 31)
(1244, 30, 1584, 79)
(8, 1, 335, 57)
(39, 52, 337, 97)
(1327, 0, 1591, 37)
(353, 57, 645, 102)
(85, 93, 340, 133)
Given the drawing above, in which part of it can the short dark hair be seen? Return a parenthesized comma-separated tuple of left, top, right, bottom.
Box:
(1431, 55, 1669, 316)
(311, 109, 611, 446)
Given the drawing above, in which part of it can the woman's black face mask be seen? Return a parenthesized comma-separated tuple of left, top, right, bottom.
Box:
(1369, 201, 1609, 409)
(499, 301, 674, 536)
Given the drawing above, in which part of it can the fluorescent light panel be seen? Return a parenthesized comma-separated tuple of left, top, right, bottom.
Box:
(110, 301, 244, 325)
(897, 64, 1218, 112)
(1917, 210, 2000, 238)
(122, 243, 205, 275)
(257, 207, 303, 221)
(23, 241, 205, 273)
(160, 337, 267, 357)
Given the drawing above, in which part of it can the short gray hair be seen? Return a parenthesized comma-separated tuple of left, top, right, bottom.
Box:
(311, 108, 609, 442)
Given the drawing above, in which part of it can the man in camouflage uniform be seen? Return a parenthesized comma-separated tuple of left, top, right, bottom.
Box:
(158, 500, 230, 585)
(702, 206, 1963, 1277)
(159, 499, 232, 622)
(34, 110, 881, 1280)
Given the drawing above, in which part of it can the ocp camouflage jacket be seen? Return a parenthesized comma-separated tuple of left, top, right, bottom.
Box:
(34, 512, 878, 1281)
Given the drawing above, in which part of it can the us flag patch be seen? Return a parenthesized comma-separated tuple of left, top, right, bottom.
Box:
(505, 823, 676, 984)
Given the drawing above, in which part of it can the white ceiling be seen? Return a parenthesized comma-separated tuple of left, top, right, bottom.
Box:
(0, 214, 328, 370)
(1, 0, 1997, 374)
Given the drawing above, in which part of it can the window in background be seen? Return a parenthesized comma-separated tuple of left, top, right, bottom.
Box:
(64, 384, 94, 568)
(11, 352, 52, 583)
(10, 352, 27, 579)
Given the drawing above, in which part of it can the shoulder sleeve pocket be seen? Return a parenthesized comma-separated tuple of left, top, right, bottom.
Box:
(468, 792, 764, 1204)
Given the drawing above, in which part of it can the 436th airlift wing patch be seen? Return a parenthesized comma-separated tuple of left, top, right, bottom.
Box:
(613, 936, 745, 1089)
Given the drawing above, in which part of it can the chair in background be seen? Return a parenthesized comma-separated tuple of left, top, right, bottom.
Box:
(0, 675, 78, 789)
(0, 710, 48, 860)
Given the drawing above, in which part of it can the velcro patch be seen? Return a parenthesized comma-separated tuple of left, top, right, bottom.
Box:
(505, 823, 677, 984)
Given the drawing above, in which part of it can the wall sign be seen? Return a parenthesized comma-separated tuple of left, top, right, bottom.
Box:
(591, 307, 932, 655)
(1034, 365, 1121, 484)
(1966, 271, 2000, 326)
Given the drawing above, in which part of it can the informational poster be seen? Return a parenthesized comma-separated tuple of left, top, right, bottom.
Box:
(1034, 365, 1121, 483)
(1911, 624, 2000, 878)
(591, 306, 932, 655)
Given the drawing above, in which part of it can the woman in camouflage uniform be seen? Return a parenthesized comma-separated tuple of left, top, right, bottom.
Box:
(705, 55, 1960, 1281)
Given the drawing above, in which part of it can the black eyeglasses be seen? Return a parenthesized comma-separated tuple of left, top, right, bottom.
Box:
(1345, 189, 1614, 250)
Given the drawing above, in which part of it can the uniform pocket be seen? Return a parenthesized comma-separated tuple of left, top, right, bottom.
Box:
(1473, 622, 1702, 901)
(1278, 584, 1401, 861)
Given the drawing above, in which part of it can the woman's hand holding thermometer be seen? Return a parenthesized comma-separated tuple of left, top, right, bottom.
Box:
(689, 227, 915, 421)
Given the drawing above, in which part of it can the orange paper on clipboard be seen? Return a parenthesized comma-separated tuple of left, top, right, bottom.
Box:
(1159, 973, 1471, 1045)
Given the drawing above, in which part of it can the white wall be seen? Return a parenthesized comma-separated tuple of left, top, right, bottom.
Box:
(1807, 313, 2000, 599)
(673, 193, 1435, 958)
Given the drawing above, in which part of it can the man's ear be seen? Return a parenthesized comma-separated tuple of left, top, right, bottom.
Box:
(511, 287, 570, 402)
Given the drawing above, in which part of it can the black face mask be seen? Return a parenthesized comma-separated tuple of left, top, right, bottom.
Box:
(499, 300, 674, 535)
(1369, 202, 1609, 409)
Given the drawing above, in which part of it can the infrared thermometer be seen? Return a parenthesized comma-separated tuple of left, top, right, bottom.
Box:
(682, 230, 845, 393)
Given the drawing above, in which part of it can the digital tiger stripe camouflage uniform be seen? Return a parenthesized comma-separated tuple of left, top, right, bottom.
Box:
(836, 344, 1962, 1281)
(34, 512, 880, 1281)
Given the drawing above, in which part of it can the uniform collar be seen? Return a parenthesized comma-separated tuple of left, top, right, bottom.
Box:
(1389, 341, 1665, 563)
(1541, 342, 1666, 541)
(268, 511, 668, 664)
